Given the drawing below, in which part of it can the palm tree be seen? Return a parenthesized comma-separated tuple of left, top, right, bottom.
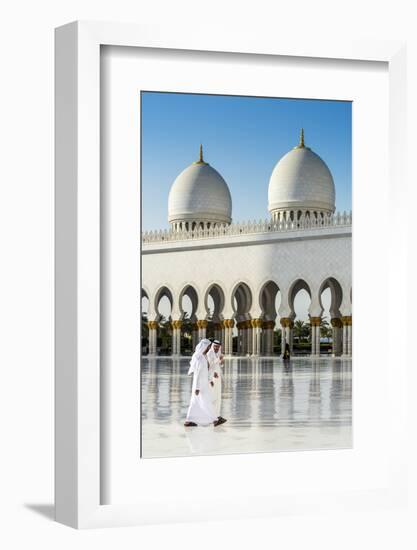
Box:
(293, 320, 306, 343)
(304, 319, 311, 342)
(141, 311, 149, 338)
(320, 317, 331, 342)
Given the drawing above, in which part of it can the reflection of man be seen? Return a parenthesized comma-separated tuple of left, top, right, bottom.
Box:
(207, 339, 227, 424)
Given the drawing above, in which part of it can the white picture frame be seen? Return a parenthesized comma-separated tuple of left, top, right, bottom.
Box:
(55, 21, 407, 529)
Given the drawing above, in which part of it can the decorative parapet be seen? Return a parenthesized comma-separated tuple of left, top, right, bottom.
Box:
(142, 211, 352, 244)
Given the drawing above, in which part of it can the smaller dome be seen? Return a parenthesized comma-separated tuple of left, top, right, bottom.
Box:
(168, 146, 232, 229)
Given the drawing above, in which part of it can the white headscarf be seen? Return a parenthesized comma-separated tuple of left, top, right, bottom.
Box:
(188, 338, 211, 375)
(207, 344, 222, 371)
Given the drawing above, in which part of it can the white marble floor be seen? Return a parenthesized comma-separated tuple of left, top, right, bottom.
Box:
(141, 356, 352, 459)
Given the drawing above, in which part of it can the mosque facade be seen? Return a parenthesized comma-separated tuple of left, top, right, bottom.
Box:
(142, 130, 352, 357)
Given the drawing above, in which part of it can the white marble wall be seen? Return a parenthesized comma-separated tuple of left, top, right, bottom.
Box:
(143, 226, 352, 322)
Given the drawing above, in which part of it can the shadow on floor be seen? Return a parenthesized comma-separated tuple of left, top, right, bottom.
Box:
(24, 503, 55, 521)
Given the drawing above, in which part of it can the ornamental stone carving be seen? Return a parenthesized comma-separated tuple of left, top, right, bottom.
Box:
(309, 317, 322, 326)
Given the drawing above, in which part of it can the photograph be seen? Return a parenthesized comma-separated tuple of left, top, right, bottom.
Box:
(140, 91, 352, 459)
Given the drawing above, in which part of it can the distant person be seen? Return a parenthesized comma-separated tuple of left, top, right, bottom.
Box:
(283, 342, 291, 361)
(184, 339, 226, 427)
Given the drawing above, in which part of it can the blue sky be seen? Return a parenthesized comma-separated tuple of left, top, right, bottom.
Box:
(141, 91, 352, 231)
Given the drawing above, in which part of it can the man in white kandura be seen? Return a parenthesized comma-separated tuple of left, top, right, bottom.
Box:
(184, 339, 227, 427)
(207, 339, 227, 424)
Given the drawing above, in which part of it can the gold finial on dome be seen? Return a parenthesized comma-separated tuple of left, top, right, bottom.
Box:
(193, 143, 208, 165)
(299, 128, 305, 147)
(294, 128, 308, 150)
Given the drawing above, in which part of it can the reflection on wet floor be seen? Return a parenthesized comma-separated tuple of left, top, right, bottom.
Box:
(141, 356, 352, 459)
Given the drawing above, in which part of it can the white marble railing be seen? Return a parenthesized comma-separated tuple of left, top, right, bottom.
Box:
(142, 211, 352, 244)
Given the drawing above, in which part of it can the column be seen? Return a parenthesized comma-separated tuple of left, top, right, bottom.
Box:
(288, 319, 294, 354)
(251, 319, 263, 356)
(197, 319, 208, 340)
(147, 320, 158, 355)
(262, 320, 275, 355)
(246, 320, 253, 355)
(241, 322, 248, 355)
(344, 315, 352, 357)
(236, 321, 241, 354)
(237, 321, 247, 355)
(261, 321, 267, 354)
(311, 324, 316, 355)
(256, 319, 263, 356)
(280, 318, 288, 357)
(330, 318, 342, 356)
(171, 321, 176, 355)
(228, 319, 234, 355)
(222, 319, 234, 355)
(214, 322, 222, 343)
(269, 320, 276, 354)
(343, 323, 348, 355)
(251, 320, 257, 356)
(221, 320, 228, 355)
(310, 317, 321, 356)
(171, 320, 182, 356)
(191, 322, 199, 350)
(348, 323, 352, 356)
(177, 322, 181, 355)
(341, 316, 349, 356)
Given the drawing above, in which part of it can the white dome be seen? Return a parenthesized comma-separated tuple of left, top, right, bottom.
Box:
(268, 130, 335, 217)
(168, 147, 232, 227)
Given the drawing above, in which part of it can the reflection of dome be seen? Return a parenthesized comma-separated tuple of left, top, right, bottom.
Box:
(268, 129, 336, 222)
(168, 145, 232, 230)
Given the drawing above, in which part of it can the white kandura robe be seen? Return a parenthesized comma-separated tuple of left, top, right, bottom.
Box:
(186, 354, 218, 426)
(207, 348, 223, 417)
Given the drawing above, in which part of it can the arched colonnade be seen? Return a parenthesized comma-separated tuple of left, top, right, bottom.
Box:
(142, 277, 352, 357)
